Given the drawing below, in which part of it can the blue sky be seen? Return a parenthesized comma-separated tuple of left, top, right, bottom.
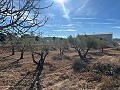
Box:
(39, 0, 120, 38)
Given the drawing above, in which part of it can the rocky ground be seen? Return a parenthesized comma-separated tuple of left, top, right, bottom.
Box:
(0, 47, 120, 90)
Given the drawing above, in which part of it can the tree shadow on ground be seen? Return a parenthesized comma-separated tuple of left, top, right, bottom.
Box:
(89, 52, 106, 56)
(0, 58, 22, 72)
(28, 64, 43, 90)
(0, 54, 13, 61)
(8, 65, 45, 90)
(52, 55, 71, 61)
(8, 71, 32, 90)
(7, 62, 53, 90)
(105, 53, 120, 56)
(89, 51, 119, 57)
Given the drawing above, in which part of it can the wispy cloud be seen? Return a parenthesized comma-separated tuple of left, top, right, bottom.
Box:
(61, 24, 76, 27)
(63, 14, 70, 19)
(48, 13, 55, 19)
(77, 0, 90, 12)
(73, 17, 99, 20)
(65, 23, 82, 26)
(112, 26, 120, 29)
(60, 1, 70, 21)
(106, 19, 118, 22)
(74, 0, 97, 16)
(44, 35, 67, 38)
(102, 23, 115, 25)
(87, 22, 117, 25)
(46, 24, 57, 27)
(53, 29, 77, 32)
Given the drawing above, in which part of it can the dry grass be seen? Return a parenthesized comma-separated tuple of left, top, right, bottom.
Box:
(0, 48, 120, 90)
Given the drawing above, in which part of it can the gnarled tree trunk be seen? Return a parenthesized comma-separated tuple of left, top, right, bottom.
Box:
(11, 46, 15, 55)
(30, 51, 48, 89)
(20, 51, 24, 59)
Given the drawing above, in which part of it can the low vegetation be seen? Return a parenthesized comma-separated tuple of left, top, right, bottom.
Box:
(0, 33, 120, 90)
(0, 1, 120, 89)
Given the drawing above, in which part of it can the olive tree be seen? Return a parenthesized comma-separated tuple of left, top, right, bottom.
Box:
(29, 40, 49, 89)
(0, 31, 18, 55)
(68, 35, 97, 60)
(95, 37, 110, 53)
(16, 34, 34, 59)
(7, 32, 18, 55)
(53, 37, 69, 56)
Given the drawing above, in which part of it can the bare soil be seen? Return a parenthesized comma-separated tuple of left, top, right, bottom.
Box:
(0, 48, 120, 90)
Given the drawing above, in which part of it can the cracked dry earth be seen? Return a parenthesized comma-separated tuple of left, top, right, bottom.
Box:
(0, 48, 120, 90)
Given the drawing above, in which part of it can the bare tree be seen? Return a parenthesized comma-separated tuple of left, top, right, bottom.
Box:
(0, 0, 52, 32)
(0, 0, 53, 58)
(29, 45, 49, 89)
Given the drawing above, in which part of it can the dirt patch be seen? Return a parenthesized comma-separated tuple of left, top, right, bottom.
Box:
(0, 48, 120, 90)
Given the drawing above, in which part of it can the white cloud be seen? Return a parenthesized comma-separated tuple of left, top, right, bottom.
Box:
(63, 14, 70, 19)
(87, 22, 116, 25)
(53, 29, 77, 32)
(102, 23, 115, 24)
(61, 23, 80, 28)
(44, 35, 67, 38)
(74, 0, 97, 17)
(61, 24, 75, 27)
(112, 26, 120, 29)
(46, 24, 57, 27)
(77, 0, 90, 12)
(106, 19, 118, 22)
(62, 8, 70, 20)
(75, 22, 83, 24)
(48, 13, 55, 19)
(73, 17, 99, 20)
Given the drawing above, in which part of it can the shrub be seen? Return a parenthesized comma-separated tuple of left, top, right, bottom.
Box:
(100, 79, 120, 90)
(63, 55, 71, 60)
(49, 47, 57, 51)
(93, 63, 120, 76)
(94, 63, 113, 75)
(52, 55, 62, 61)
(114, 67, 120, 75)
(72, 61, 87, 72)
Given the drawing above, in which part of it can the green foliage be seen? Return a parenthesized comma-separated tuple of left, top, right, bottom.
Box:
(67, 34, 100, 59)
(68, 35, 97, 49)
(93, 37, 110, 52)
(67, 35, 79, 48)
(77, 35, 97, 49)
(17, 36, 34, 51)
(2, 33, 18, 55)
(53, 37, 69, 55)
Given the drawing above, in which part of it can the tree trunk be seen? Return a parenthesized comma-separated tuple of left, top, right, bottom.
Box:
(60, 49, 62, 55)
(61, 49, 64, 55)
(20, 51, 24, 59)
(32, 53, 38, 64)
(59, 48, 64, 55)
(77, 50, 84, 60)
(29, 51, 48, 89)
(101, 48, 104, 53)
(11, 46, 15, 55)
(83, 48, 90, 58)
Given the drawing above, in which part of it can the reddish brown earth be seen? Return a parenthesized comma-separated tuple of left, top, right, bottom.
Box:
(0, 47, 120, 90)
